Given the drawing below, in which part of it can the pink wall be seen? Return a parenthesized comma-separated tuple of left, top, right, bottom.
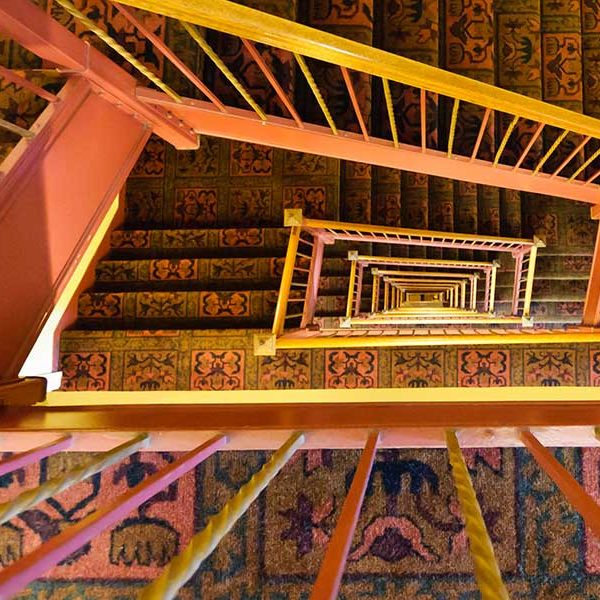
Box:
(0, 78, 149, 378)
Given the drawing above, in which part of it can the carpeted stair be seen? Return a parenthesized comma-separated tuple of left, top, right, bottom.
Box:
(5, 0, 600, 597)
(48, 0, 595, 345)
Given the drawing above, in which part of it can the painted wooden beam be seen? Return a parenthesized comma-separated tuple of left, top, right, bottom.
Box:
(136, 90, 600, 204)
(310, 431, 378, 600)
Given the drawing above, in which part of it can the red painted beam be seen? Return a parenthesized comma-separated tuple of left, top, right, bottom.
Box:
(137, 88, 600, 204)
(0, 0, 197, 149)
(6, 400, 600, 430)
(0, 78, 149, 378)
(583, 222, 600, 326)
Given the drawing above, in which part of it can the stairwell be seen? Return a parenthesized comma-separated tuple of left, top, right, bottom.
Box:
(54, 0, 599, 382)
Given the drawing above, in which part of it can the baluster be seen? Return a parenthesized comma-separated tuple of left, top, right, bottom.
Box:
(354, 264, 364, 317)
(447, 98, 460, 158)
(301, 235, 325, 328)
(382, 78, 398, 148)
(242, 38, 303, 126)
(346, 258, 358, 320)
(111, 2, 226, 111)
(520, 430, 600, 538)
(420, 88, 427, 152)
(0, 65, 58, 103)
(0, 435, 71, 478)
(273, 225, 302, 336)
(533, 129, 568, 175)
(493, 115, 519, 166)
(522, 244, 539, 318)
(0, 435, 227, 598)
(310, 432, 379, 600)
(513, 122, 544, 170)
(295, 54, 338, 135)
(141, 432, 305, 600)
(0, 433, 149, 525)
(471, 108, 491, 162)
(181, 21, 267, 120)
(53, 0, 182, 102)
(446, 431, 508, 600)
(341, 66, 369, 141)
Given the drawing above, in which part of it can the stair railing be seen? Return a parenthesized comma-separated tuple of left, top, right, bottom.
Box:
(1, 391, 600, 598)
(345, 254, 500, 324)
(98, 0, 600, 205)
(256, 210, 544, 353)
(511, 239, 545, 318)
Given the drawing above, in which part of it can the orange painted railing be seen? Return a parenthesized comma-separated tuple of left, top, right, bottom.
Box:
(76, 0, 600, 205)
(0, 392, 600, 597)
(253, 210, 547, 354)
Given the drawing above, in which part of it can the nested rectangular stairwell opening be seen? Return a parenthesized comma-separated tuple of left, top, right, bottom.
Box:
(6, 1, 600, 597)
(256, 209, 558, 354)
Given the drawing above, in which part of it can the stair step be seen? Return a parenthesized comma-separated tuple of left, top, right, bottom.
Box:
(95, 257, 355, 285)
(76, 290, 369, 328)
(110, 227, 290, 256)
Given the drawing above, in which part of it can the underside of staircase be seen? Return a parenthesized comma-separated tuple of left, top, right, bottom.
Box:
(50, 0, 598, 372)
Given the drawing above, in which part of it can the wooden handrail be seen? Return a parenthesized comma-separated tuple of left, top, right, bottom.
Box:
(120, 0, 600, 140)
(301, 216, 539, 249)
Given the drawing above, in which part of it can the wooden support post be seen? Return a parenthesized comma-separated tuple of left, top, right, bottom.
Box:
(310, 431, 379, 600)
(521, 430, 600, 538)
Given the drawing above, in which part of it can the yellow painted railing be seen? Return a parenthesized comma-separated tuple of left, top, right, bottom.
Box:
(255, 211, 545, 354)
(120, 0, 600, 144)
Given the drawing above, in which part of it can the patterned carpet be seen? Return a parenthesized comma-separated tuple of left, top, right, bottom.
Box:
(4, 0, 600, 597)
(6, 445, 600, 598)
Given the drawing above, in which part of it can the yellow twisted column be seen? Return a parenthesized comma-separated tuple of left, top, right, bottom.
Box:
(446, 430, 509, 600)
(140, 431, 305, 600)
(53, 0, 182, 102)
(0, 433, 149, 525)
(181, 21, 267, 121)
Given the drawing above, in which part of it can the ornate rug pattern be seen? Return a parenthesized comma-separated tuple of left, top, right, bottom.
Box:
(3, 0, 600, 597)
